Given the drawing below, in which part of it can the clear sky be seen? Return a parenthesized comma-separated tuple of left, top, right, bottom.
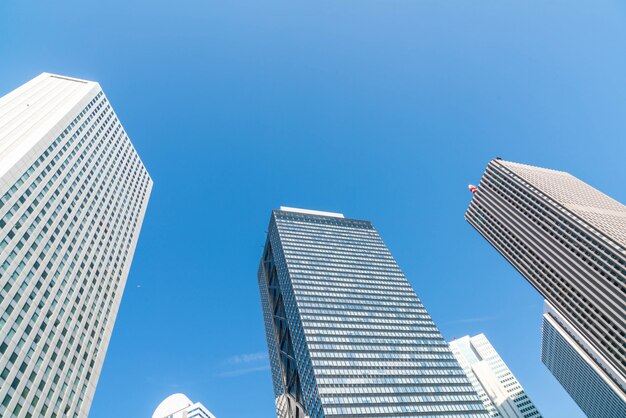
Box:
(2, 1, 626, 417)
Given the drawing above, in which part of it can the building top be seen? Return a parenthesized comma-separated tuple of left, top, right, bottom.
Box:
(0, 72, 101, 179)
(152, 393, 216, 418)
(449, 335, 480, 362)
(494, 159, 626, 249)
(278, 206, 345, 218)
(153, 393, 193, 418)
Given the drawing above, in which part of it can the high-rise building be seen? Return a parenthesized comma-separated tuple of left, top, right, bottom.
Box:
(542, 301, 626, 417)
(258, 207, 488, 418)
(0, 73, 152, 417)
(152, 393, 216, 418)
(465, 158, 626, 417)
(449, 333, 541, 418)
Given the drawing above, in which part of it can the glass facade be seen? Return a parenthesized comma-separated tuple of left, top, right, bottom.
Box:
(0, 73, 152, 418)
(258, 208, 488, 418)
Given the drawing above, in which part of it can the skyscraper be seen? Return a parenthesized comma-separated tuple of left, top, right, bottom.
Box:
(152, 393, 216, 418)
(0, 73, 152, 417)
(542, 301, 626, 417)
(465, 158, 626, 417)
(449, 333, 541, 418)
(258, 207, 488, 418)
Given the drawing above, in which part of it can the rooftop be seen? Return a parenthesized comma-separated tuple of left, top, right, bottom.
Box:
(278, 206, 345, 218)
(0, 72, 101, 180)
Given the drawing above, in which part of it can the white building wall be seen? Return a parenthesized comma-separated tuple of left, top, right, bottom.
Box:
(152, 393, 216, 418)
(449, 334, 541, 418)
(0, 73, 152, 417)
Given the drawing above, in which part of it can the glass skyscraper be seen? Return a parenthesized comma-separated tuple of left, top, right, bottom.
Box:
(0, 73, 152, 417)
(465, 158, 626, 418)
(258, 207, 488, 418)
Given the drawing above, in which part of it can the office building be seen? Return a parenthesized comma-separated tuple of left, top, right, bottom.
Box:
(153, 393, 216, 418)
(465, 158, 626, 417)
(449, 333, 541, 418)
(258, 207, 488, 418)
(0, 73, 152, 417)
(542, 302, 626, 417)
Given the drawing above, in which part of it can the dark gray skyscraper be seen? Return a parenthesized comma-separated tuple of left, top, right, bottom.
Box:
(258, 207, 488, 418)
(465, 159, 626, 418)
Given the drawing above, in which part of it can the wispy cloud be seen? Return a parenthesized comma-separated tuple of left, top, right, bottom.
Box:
(219, 351, 269, 378)
(226, 351, 268, 365)
(219, 365, 270, 378)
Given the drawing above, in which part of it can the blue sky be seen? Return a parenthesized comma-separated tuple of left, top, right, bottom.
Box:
(2, 1, 626, 417)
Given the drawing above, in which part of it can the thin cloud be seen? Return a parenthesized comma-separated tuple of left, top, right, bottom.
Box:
(219, 351, 270, 378)
(218, 365, 270, 378)
(226, 351, 268, 365)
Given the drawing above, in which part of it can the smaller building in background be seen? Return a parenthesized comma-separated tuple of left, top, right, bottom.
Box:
(542, 302, 626, 418)
(153, 393, 216, 418)
(449, 334, 541, 418)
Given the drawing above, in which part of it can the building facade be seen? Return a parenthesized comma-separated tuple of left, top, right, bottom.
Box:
(152, 393, 216, 418)
(0, 73, 152, 417)
(542, 302, 626, 417)
(449, 334, 541, 418)
(258, 207, 488, 418)
(465, 158, 626, 417)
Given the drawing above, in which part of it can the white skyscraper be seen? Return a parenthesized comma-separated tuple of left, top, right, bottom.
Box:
(153, 393, 216, 418)
(449, 334, 541, 418)
(0, 73, 152, 417)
